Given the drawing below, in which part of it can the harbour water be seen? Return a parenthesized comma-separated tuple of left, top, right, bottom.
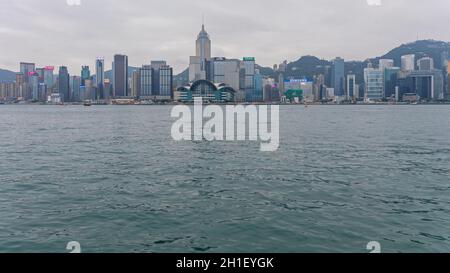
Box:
(0, 105, 449, 253)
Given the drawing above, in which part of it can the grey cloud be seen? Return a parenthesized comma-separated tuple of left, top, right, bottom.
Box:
(0, 0, 449, 74)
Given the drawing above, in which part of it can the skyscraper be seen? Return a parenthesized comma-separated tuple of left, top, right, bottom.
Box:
(30, 73, 39, 101)
(364, 67, 384, 101)
(138, 61, 173, 100)
(43, 66, 54, 94)
(81, 66, 90, 86)
(70, 76, 81, 102)
(243, 57, 256, 102)
(139, 65, 153, 98)
(189, 24, 211, 82)
(159, 65, 173, 99)
(38, 83, 47, 102)
(20, 62, 35, 83)
(331, 57, 345, 97)
(384, 67, 400, 99)
(112, 54, 128, 97)
(346, 74, 356, 99)
(196, 24, 211, 63)
(447, 57, 450, 99)
(417, 57, 434, 71)
(407, 70, 442, 100)
(58, 66, 70, 102)
(15, 73, 25, 98)
(212, 57, 240, 91)
(401, 54, 415, 72)
(131, 70, 141, 98)
(35, 68, 45, 82)
(151, 61, 166, 96)
(253, 70, 264, 102)
(96, 58, 105, 99)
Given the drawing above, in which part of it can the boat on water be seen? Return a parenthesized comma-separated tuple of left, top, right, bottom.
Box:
(83, 101, 92, 106)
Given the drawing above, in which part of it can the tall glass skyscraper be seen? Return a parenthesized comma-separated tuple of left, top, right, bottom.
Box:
(364, 68, 384, 101)
(139, 62, 173, 100)
(131, 70, 141, 98)
(447, 57, 450, 99)
(243, 57, 256, 102)
(196, 24, 211, 63)
(190, 24, 212, 82)
(96, 58, 105, 99)
(346, 74, 356, 99)
(331, 57, 345, 97)
(43, 66, 54, 93)
(30, 73, 39, 101)
(253, 71, 264, 102)
(139, 65, 153, 98)
(384, 67, 400, 98)
(70, 76, 81, 102)
(20, 62, 35, 83)
(112, 54, 128, 97)
(81, 66, 90, 86)
(58, 66, 70, 102)
(159, 65, 173, 98)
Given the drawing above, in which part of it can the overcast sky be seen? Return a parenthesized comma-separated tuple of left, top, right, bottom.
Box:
(0, 0, 449, 74)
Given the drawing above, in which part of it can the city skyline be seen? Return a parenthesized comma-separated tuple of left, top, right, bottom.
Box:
(1, 0, 450, 73)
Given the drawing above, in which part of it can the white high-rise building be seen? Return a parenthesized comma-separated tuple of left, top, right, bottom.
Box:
(379, 59, 394, 70)
(364, 68, 384, 101)
(401, 54, 415, 72)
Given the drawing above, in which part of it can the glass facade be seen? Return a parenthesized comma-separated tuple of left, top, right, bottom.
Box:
(176, 80, 235, 102)
(159, 66, 173, 97)
(81, 66, 90, 86)
(384, 67, 400, 98)
(96, 59, 105, 99)
(331, 58, 345, 97)
(243, 58, 255, 102)
(253, 73, 263, 102)
(43, 67, 54, 93)
(113, 55, 128, 97)
(364, 68, 384, 100)
(58, 66, 70, 102)
(140, 66, 153, 97)
(347, 74, 356, 98)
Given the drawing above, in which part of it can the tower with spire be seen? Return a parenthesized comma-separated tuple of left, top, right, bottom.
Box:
(189, 21, 212, 82)
(196, 24, 211, 61)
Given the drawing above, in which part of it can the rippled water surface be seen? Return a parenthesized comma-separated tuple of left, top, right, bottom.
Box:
(0, 105, 450, 253)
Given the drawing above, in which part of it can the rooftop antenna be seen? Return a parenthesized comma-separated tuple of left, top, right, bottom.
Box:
(202, 13, 205, 27)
